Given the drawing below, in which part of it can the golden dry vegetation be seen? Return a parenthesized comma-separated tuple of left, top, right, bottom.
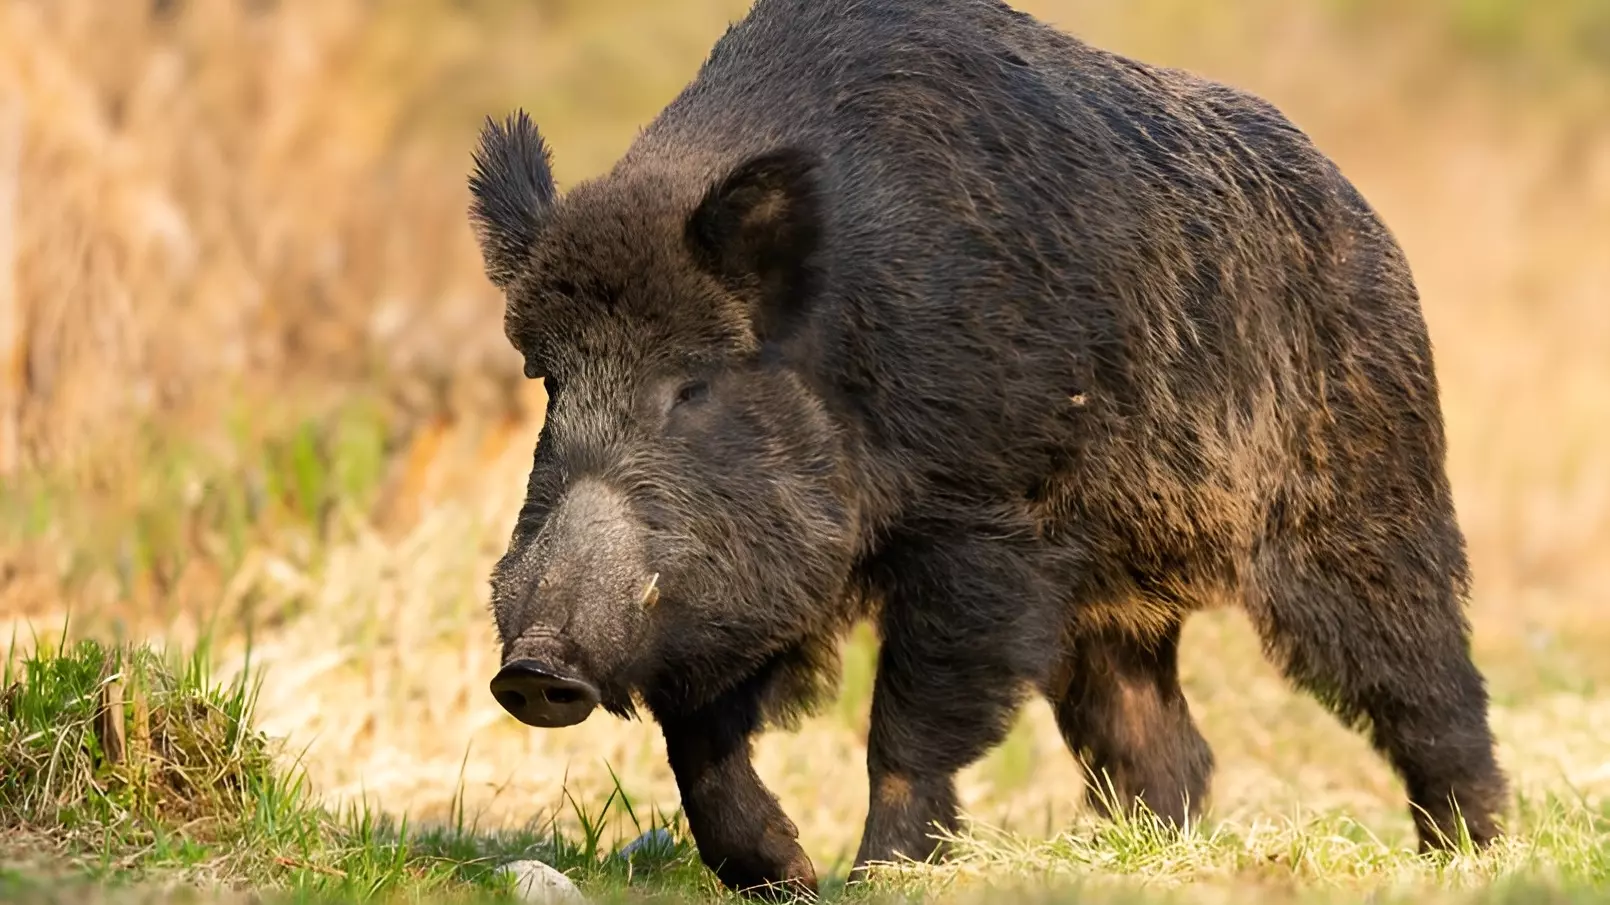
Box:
(2, 0, 1609, 898)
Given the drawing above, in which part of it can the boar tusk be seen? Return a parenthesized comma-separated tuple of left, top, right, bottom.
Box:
(640, 573, 661, 608)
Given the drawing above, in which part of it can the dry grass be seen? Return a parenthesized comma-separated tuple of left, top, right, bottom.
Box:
(0, 0, 525, 472)
(2, 0, 1609, 900)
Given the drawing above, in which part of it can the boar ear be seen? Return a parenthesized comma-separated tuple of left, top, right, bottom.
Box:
(686, 148, 823, 343)
(469, 110, 558, 289)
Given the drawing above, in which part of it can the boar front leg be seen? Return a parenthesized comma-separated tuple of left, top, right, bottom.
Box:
(851, 531, 1047, 879)
(659, 679, 817, 898)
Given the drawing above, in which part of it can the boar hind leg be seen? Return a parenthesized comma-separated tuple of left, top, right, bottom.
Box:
(852, 535, 1047, 879)
(1247, 533, 1507, 852)
(659, 678, 816, 898)
(1048, 619, 1214, 827)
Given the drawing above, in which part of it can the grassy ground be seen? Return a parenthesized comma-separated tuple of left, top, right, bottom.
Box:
(3, 637, 1608, 904)
(3, 0, 1610, 902)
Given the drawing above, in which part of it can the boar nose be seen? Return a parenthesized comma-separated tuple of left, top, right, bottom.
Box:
(490, 660, 601, 728)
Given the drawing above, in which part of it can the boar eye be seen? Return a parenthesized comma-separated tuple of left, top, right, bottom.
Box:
(671, 380, 709, 410)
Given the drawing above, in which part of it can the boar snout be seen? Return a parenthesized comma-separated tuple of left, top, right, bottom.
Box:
(490, 478, 659, 725)
(490, 659, 601, 727)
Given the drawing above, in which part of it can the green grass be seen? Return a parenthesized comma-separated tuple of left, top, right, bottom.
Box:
(4, 633, 1608, 904)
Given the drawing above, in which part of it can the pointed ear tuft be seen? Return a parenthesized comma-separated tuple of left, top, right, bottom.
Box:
(469, 110, 557, 288)
(686, 148, 823, 344)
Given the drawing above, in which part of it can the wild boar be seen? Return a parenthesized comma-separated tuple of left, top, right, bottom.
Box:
(470, 0, 1506, 895)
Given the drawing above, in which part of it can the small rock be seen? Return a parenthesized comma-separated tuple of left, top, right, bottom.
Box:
(496, 859, 587, 905)
(617, 827, 676, 862)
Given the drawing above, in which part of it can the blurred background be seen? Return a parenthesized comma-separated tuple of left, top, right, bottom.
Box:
(2, 0, 1608, 872)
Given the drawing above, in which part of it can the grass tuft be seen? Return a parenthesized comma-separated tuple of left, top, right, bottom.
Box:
(1, 628, 268, 835)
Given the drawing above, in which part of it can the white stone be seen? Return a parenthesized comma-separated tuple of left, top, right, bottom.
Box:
(617, 827, 676, 861)
(496, 859, 587, 905)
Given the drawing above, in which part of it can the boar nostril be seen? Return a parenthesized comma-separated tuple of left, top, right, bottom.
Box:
(494, 689, 528, 712)
(542, 687, 583, 705)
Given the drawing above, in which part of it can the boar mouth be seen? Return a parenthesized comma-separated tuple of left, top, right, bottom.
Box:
(490, 659, 602, 728)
